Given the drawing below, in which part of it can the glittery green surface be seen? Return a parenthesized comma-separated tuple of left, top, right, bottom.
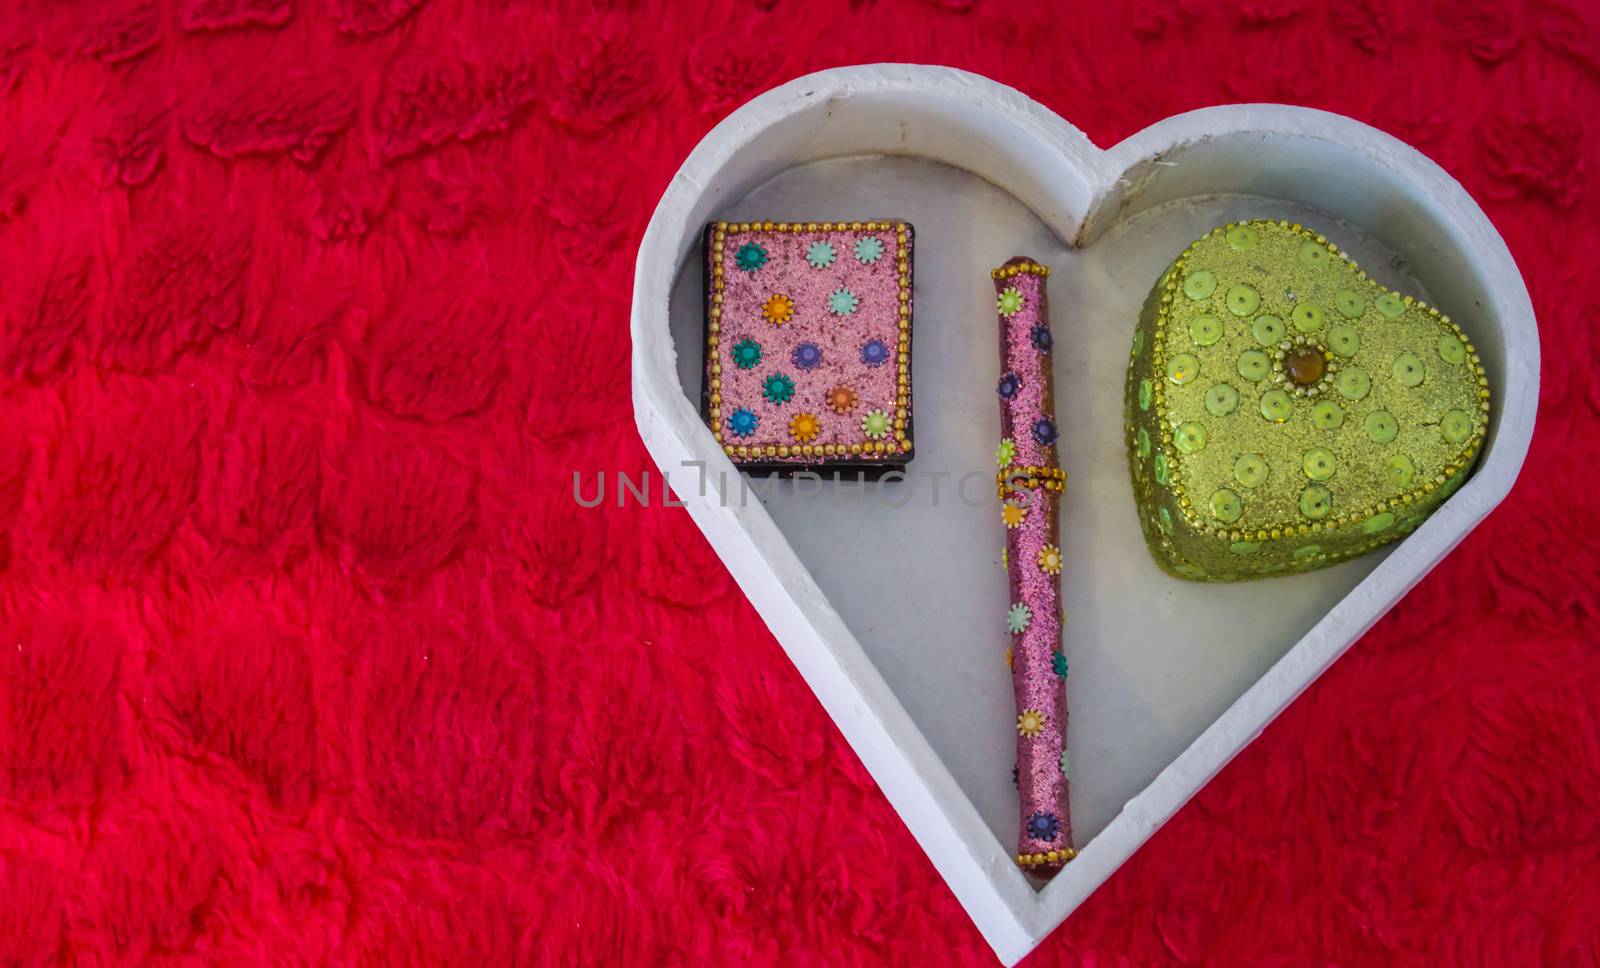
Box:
(1124, 220, 1491, 581)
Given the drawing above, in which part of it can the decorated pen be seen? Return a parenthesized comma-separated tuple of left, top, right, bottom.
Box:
(993, 257, 1074, 876)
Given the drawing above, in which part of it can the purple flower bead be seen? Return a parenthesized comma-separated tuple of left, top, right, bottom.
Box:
(1031, 323, 1053, 353)
(997, 372, 1021, 399)
(860, 339, 890, 367)
(792, 342, 823, 370)
(1025, 811, 1060, 842)
(1032, 416, 1058, 447)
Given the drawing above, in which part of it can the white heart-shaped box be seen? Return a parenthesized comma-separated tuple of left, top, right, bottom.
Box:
(630, 65, 1537, 963)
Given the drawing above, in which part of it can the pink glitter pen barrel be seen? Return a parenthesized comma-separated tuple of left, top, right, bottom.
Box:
(993, 257, 1074, 876)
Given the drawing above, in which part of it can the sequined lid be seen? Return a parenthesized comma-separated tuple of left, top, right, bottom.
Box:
(703, 220, 913, 468)
(1124, 220, 1491, 581)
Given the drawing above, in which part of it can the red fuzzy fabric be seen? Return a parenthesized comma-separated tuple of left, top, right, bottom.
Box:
(0, 1, 1594, 964)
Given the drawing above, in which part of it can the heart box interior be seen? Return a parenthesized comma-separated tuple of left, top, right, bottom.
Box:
(630, 65, 1538, 964)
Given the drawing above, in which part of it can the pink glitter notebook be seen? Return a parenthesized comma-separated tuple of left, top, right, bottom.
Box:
(702, 219, 914, 476)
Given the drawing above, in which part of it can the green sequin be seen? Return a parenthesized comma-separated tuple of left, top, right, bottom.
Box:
(1238, 350, 1270, 382)
(1441, 409, 1473, 443)
(1393, 352, 1425, 387)
(1311, 400, 1344, 429)
(1225, 284, 1260, 317)
(1363, 512, 1396, 534)
(1183, 270, 1217, 300)
(1253, 315, 1286, 345)
(1302, 447, 1337, 482)
(1364, 410, 1398, 443)
(1136, 427, 1151, 459)
(1226, 225, 1259, 250)
(1385, 454, 1415, 488)
(1438, 333, 1466, 365)
(1376, 292, 1406, 318)
(1334, 289, 1365, 318)
(1234, 453, 1269, 488)
(1291, 303, 1325, 333)
(1174, 422, 1207, 454)
(1328, 324, 1360, 357)
(1154, 452, 1169, 485)
(1260, 389, 1294, 422)
(1205, 383, 1239, 417)
(1167, 353, 1200, 385)
(1338, 367, 1371, 401)
(1190, 315, 1223, 346)
(1210, 488, 1243, 523)
(1298, 241, 1331, 269)
(1229, 540, 1262, 555)
(1138, 378, 1153, 411)
(1299, 484, 1333, 520)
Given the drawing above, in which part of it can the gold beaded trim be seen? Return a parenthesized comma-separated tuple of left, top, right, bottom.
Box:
(1016, 847, 1078, 868)
(995, 465, 1067, 500)
(991, 260, 1050, 279)
(1148, 219, 1492, 536)
(708, 221, 913, 460)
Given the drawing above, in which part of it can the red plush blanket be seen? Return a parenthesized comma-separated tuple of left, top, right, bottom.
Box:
(0, 1, 1593, 963)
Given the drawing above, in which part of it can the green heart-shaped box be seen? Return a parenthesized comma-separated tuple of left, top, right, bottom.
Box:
(1124, 220, 1491, 581)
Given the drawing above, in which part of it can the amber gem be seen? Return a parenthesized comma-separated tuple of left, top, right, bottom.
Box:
(1284, 346, 1326, 386)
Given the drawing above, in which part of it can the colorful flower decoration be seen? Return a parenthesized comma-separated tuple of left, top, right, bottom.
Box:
(726, 408, 759, 438)
(1059, 749, 1070, 778)
(1004, 646, 1013, 669)
(1001, 501, 1028, 529)
(997, 437, 1016, 469)
(762, 292, 794, 325)
(861, 409, 890, 439)
(735, 242, 767, 272)
(1026, 811, 1061, 842)
(1001, 546, 1008, 568)
(1017, 708, 1045, 738)
(855, 236, 884, 264)
(1032, 416, 1058, 447)
(1012, 765, 1018, 788)
(1052, 650, 1068, 678)
(762, 373, 795, 404)
(806, 240, 835, 269)
(1037, 544, 1062, 575)
(789, 411, 820, 443)
(1007, 602, 1032, 634)
(828, 288, 859, 316)
(826, 386, 858, 414)
(860, 339, 890, 367)
(998, 286, 1024, 317)
(1031, 323, 1053, 353)
(997, 372, 1021, 400)
(791, 342, 822, 370)
(731, 338, 762, 370)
